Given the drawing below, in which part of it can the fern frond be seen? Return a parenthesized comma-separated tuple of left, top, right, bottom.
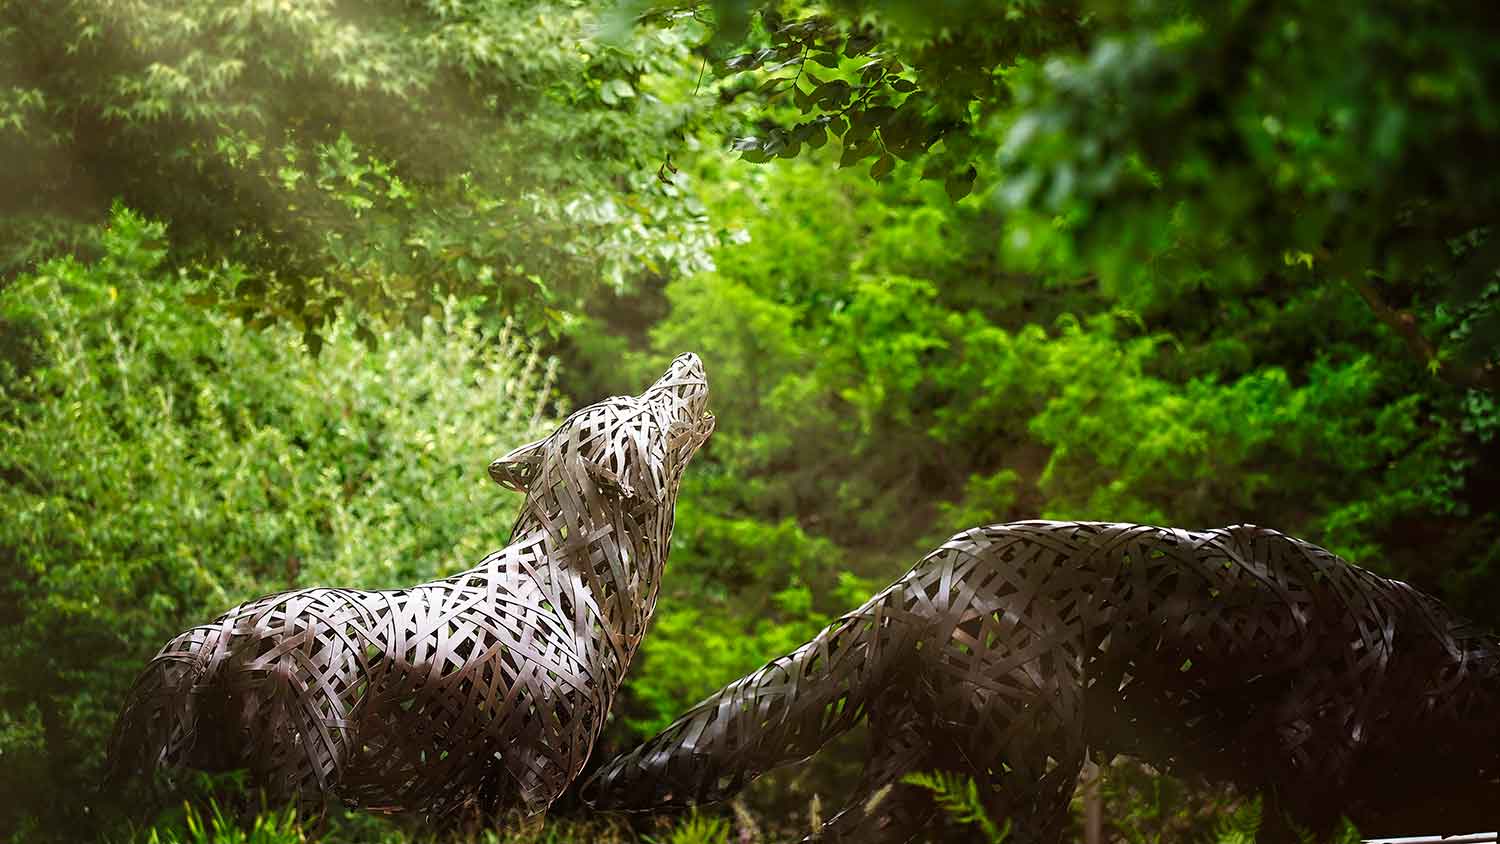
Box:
(902, 771, 1011, 844)
(1210, 797, 1260, 844)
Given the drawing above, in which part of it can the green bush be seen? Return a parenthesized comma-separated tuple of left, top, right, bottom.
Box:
(0, 207, 560, 842)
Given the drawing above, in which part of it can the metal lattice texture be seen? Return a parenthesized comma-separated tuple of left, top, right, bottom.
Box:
(583, 521, 1500, 842)
(107, 353, 714, 822)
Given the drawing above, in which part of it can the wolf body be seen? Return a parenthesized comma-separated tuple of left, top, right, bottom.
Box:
(107, 354, 714, 822)
(584, 521, 1500, 842)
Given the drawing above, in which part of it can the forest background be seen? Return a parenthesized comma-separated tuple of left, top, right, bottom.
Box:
(1, 0, 1496, 842)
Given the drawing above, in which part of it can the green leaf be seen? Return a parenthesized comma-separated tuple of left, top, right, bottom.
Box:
(846, 32, 877, 57)
(813, 80, 852, 107)
(839, 137, 877, 168)
(599, 78, 635, 105)
(759, 77, 792, 96)
(353, 321, 378, 350)
(725, 49, 771, 71)
(794, 84, 815, 112)
(945, 165, 977, 201)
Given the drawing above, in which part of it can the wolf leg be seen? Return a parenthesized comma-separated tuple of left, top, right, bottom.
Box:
(224, 591, 369, 810)
(935, 646, 1087, 844)
(812, 700, 935, 844)
(810, 692, 1085, 844)
(968, 742, 1083, 844)
(968, 695, 1086, 844)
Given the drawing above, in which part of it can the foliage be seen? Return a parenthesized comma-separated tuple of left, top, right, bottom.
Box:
(129, 799, 688, 844)
(642, 810, 729, 844)
(0, 0, 717, 336)
(1079, 760, 1243, 844)
(900, 771, 1011, 843)
(617, 501, 838, 732)
(658, 0, 1500, 392)
(0, 207, 560, 842)
(572, 146, 1494, 601)
(775, 747, 1354, 843)
(142, 802, 303, 844)
(1203, 798, 1358, 844)
(1210, 801, 1262, 844)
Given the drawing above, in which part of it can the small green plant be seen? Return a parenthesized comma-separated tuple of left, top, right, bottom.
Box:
(142, 801, 302, 844)
(644, 809, 731, 844)
(902, 770, 1011, 843)
(1322, 819, 1363, 844)
(1211, 799, 1260, 844)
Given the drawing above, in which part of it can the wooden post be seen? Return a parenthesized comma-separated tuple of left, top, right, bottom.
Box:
(1082, 758, 1102, 844)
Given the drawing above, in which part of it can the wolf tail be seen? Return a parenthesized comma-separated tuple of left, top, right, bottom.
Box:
(582, 582, 919, 811)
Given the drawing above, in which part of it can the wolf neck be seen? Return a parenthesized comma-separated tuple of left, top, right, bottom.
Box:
(1447, 626, 1500, 723)
(502, 497, 674, 674)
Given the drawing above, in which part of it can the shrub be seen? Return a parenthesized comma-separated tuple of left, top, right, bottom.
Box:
(0, 207, 560, 842)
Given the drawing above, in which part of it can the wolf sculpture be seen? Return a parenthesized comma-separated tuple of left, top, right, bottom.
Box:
(584, 521, 1500, 842)
(107, 354, 714, 823)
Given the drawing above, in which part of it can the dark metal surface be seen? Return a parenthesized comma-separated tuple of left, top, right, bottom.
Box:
(107, 353, 714, 823)
(583, 521, 1500, 843)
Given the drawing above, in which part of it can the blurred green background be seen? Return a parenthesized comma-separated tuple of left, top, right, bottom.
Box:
(1, 0, 1495, 841)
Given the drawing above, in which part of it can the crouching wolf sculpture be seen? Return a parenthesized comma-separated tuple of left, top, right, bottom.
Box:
(584, 521, 1500, 842)
(108, 354, 714, 822)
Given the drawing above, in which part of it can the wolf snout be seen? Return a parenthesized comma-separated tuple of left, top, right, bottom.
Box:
(647, 352, 710, 419)
(665, 352, 706, 389)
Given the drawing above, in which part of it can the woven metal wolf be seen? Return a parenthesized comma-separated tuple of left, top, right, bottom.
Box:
(107, 353, 714, 822)
(584, 520, 1500, 842)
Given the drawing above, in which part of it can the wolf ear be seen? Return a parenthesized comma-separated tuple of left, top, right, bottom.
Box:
(489, 437, 545, 492)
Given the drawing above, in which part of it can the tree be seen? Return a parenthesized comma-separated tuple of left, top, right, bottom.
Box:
(0, 0, 717, 344)
(661, 0, 1500, 390)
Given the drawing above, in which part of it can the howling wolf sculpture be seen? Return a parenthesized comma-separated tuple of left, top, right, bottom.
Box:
(108, 353, 714, 823)
(584, 521, 1500, 842)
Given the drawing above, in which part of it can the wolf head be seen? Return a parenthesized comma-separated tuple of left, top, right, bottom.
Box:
(489, 353, 713, 532)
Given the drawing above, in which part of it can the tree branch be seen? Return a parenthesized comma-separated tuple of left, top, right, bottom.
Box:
(1350, 279, 1500, 393)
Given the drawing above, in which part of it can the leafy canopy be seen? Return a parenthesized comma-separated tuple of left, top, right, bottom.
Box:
(663, 0, 1499, 389)
(0, 0, 715, 343)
